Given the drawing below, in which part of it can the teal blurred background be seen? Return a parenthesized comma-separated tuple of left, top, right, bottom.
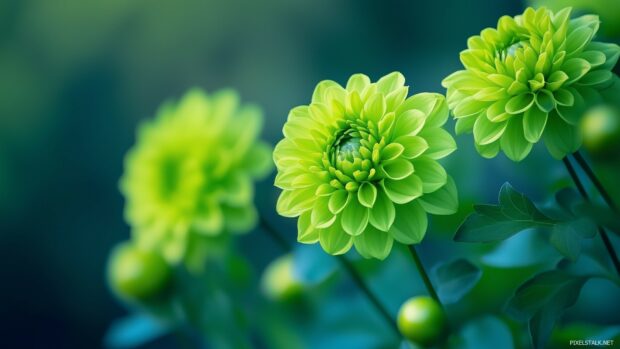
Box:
(1, 0, 619, 348)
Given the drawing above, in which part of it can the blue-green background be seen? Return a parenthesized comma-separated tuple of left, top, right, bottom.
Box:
(1, 0, 619, 348)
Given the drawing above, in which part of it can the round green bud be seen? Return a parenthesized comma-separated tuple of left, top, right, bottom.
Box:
(261, 254, 303, 301)
(580, 105, 620, 153)
(108, 242, 171, 301)
(397, 296, 447, 347)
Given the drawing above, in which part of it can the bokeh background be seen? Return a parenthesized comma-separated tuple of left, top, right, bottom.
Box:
(1, 0, 619, 348)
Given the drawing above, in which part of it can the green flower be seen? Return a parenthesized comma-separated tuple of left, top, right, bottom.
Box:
(442, 7, 620, 161)
(274, 72, 458, 260)
(121, 88, 273, 265)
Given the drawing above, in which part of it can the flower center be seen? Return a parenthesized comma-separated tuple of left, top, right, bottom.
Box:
(334, 130, 362, 162)
(498, 40, 526, 60)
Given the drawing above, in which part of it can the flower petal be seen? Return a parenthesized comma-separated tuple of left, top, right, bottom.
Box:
(523, 106, 548, 143)
(381, 174, 423, 204)
(500, 118, 533, 161)
(418, 175, 459, 215)
(297, 211, 319, 243)
(328, 190, 350, 214)
(358, 182, 378, 208)
(417, 128, 457, 159)
(381, 158, 414, 180)
(395, 135, 429, 159)
(393, 109, 426, 138)
(505, 93, 535, 114)
(543, 112, 582, 159)
(311, 196, 337, 229)
(369, 189, 395, 231)
(412, 157, 447, 193)
(341, 197, 369, 236)
(319, 217, 353, 255)
(473, 114, 508, 145)
(353, 225, 394, 260)
(388, 201, 428, 244)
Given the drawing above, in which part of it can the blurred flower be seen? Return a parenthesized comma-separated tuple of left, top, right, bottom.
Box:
(107, 241, 171, 301)
(274, 72, 458, 260)
(528, 0, 620, 38)
(397, 296, 447, 347)
(580, 104, 620, 153)
(261, 254, 303, 301)
(121, 89, 273, 264)
(443, 7, 620, 161)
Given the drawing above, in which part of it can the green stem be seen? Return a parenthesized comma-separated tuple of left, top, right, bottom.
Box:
(562, 157, 620, 275)
(336, 255, 400, 336)
(572, 151, 618, 212)
(407, 245, 441, 304)
(259, 217, 400, 337)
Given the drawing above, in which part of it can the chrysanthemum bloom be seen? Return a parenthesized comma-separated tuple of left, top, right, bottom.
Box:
(442, 7, 620, 161)
(274, 72, 458, 260)
(121, 89, 273, 265)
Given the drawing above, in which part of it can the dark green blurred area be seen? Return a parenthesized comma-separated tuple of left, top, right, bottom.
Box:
(1, 0, 619, 348)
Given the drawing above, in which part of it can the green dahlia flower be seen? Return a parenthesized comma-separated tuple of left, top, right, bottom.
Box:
(274, 72, 458, 260)
(442, 7, 620, 161)
(121, 88, 273, 264)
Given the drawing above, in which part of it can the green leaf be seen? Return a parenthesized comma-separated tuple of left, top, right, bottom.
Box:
(549, 218, 596, 262)
(460, 316, 514, 349)
(498, 182, 550, 221)
(575, 202, 620, 236)
(418, 175, 459, 215)
(357, 182, 377, 208)
(507, 270, 589, 349)
(353, 225, 394, 260)
(434, 258, 481, 304)
(341, 198, 369, 236)
(455, 183, 552, 242)
(389, 200, 427, 244)
(369, 189, 395, 231)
